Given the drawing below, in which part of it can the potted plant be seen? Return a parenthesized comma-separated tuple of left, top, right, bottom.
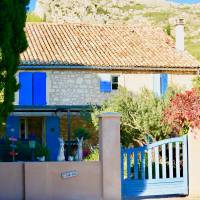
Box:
(34, 143, 49, 161)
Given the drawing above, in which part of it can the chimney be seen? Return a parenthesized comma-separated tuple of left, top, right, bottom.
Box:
(175, 18, 185, 51)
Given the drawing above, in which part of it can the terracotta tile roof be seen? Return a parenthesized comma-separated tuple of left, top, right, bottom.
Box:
(20, 22, 200, 72)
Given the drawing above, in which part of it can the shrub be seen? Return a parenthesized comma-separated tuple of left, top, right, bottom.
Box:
(164, 88, 200, 134)
(34, 143, 50, 161)
(84, 147, 99, 161)
(74, 127, 91, 140)
(92, 86, 179, 147)
(0, 137, 50, 161)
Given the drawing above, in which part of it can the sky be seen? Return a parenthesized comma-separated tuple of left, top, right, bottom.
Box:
(28, 0, 36, 11)
(170, 0, 200, 3)
(27, 0, 200, 12)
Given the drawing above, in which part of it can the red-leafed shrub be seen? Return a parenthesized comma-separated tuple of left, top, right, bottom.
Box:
(164, 89, 200, 134)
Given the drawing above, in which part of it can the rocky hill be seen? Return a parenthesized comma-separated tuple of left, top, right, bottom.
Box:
(32, 0, 200, 61)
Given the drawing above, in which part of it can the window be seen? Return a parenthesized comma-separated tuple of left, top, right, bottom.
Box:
(111, 76, 119, 90)
(160, 74, 168, 95)
(20, 117, 44, 142)
(100, 74, 119, 93)
(19, 72, 46, 106)
(153, 74, 168, 96)
(100, 74, 111, 93)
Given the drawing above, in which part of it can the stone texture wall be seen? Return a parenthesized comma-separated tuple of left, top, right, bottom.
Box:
(47, 71, 112, 105)
(14, 70, 195, 106)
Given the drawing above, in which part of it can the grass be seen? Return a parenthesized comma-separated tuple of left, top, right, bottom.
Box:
(143, 11, 175, 24)
(113, 4, 145, 12)
(96, 7, 110, 15)
(26, 12, 43, 22)
(180, 5, 190, 11)
(185, 37, 200, 61)
(86, 5, 93, 15)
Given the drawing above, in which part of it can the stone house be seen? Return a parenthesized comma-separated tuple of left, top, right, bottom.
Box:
(6, 20, 200, 160)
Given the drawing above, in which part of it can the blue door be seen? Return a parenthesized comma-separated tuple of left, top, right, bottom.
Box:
(6, 116, 20, 138)
(46, 117, 60, 161)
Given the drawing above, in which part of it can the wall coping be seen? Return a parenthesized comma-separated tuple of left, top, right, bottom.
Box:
(98, 112, 121, 118)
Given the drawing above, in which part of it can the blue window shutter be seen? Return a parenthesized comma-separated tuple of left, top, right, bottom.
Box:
(19, 72, 33, 105)
(33, 72, 46, 105)
(46, 117, 60, 161)
(6, 116, 20, 138)
(153, 74, 161, 96)
(100, 81, 111, 92)
(160, 74, 168, 95)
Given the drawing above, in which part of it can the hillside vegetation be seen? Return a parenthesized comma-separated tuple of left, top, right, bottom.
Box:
(31, 0, 200, 61)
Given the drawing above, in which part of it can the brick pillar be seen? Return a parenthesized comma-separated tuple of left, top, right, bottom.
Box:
(188, 128, 200, 198)
(98, 112, 121, 200)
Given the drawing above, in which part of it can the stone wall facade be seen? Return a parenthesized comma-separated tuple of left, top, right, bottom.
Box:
(47, 71, 112, 105)
(14, 70, 195, 106)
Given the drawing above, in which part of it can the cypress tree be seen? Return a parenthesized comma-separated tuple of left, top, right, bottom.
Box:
(0, 0, 29, 131)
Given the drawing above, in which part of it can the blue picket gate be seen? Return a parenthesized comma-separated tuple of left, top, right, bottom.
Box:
(121, 135, 188, 198)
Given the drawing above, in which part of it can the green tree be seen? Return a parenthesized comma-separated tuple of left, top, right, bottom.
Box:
(0, 0, 29, 130)
(92, 86, 180, 147)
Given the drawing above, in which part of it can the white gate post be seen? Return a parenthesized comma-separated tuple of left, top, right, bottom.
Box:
(98, 112, 121, 200)
(188, 128, 200, 198)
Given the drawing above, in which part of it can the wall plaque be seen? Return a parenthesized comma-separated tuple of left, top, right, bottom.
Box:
(61, 170, 78, 179)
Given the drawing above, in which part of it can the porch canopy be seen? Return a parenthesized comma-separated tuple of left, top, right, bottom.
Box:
(11, 105, 94, 161)
(19, 22, 200, 74)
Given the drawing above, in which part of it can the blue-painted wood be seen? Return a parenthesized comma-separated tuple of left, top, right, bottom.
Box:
(148, 149, 152, 180)
(121, 135, 188, 198)
(33, 72, 46, 106)
(122, 178, 188, 197)
(100, 81, 111, 92)
(6, 116, 20, 138)
(141, 151, 145, 180)
(121, 148, 125, 181)
(160, 74, 168, 95)
(155, 147, 159, 179)
(46, 116, 60, 161)
(176, 142, 180, 178)
(19, 72, 33, 105)
(134, 151, 138, 180)
(162, 144, 167, 179)
(183, 135, 188, 193)
(169, 143, 173, 178)
(127, 151, 131, 180)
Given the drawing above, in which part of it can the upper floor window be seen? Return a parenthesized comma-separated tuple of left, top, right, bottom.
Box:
(160, 74, 168, 95)
(19, 72, 46, 106)
(153, 74, 168, 96)
(100, 74, 119, 93)
(111, 76, 119, 90)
